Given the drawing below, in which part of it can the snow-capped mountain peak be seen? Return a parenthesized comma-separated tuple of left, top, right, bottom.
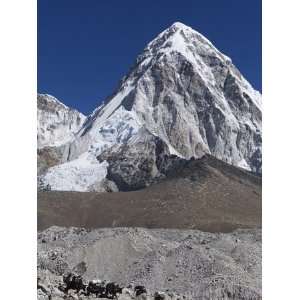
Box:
(143, 21, 230, 65)
(38, 22, 262, 192)
(80, 22, 262, 170)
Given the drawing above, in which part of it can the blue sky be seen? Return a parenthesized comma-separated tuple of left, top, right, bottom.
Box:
(38, 0, 261, 115)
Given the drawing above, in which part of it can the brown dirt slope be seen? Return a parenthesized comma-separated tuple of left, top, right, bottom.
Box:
(38, 155, 261, 232)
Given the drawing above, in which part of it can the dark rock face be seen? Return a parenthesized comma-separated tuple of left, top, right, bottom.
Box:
(37, 145, 66, 176)
(97, 125, 261, 193)
(250, 148, 262, 174)
(98, 128, 178, 191)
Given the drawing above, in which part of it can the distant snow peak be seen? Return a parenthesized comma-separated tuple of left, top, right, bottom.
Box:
(37, 93, 86, 149)
(38, 93, 68, 109)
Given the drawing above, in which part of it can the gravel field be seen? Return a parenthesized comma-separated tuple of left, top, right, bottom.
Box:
(38, 227, 261, 300)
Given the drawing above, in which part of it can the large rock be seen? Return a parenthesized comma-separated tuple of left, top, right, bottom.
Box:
(98, 128, 180, 191)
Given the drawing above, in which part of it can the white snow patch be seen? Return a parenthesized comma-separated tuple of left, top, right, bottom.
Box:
(237, 159, 251, 171)
(41, 152, 108, 192)
(91, 84, 134, 128)
(167, 143, 184, 158)
(86, 106, 142, 156)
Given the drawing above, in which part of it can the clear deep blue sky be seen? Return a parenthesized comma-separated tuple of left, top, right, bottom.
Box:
(38, 0, 261, 115)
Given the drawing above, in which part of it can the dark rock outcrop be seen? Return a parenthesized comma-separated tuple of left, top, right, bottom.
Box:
(98, 128, 179, 191)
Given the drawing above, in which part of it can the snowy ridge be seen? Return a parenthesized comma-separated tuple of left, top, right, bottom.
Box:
(39, 93, 69, 110)
(145, 22, 231, 62)
(37, 94, 86, 149)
